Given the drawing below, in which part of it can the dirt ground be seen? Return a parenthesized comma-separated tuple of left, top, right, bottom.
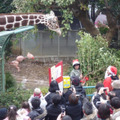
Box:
(5, 57, 71, 90)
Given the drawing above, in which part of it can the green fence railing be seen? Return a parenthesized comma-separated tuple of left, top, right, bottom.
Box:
(0, 26, 34, 93)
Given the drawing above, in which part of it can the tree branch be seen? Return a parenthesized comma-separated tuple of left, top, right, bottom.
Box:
(104, 0, 110, 8)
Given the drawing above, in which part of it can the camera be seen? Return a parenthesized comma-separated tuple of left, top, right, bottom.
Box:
(61, 106, 65, 114)
(56, 90, 60, 94)
(103, 88, 107, 92)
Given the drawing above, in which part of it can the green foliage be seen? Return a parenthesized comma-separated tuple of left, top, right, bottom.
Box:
(12, 0, 75, 36)
(5, 40, 13, 60)
(76, 32, 120, 81)
(96, 0, 120, 18)
(5, 72, 16, 90)
(0, 87, 48, 108)
(0, 89, 32, 108)
(61, 9, 73, 37)
(0, 0, 16, 13)
(99, 27, 109, 35)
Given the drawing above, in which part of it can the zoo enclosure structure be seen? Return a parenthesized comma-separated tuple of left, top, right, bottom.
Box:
(0, 26, 34, 92)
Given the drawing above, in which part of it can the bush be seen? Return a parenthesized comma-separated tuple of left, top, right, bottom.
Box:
(0, 87, 48, 108)
(0, 89, 32, 108)
(5, 72, 16, 90)
(76, 31, 120, 82)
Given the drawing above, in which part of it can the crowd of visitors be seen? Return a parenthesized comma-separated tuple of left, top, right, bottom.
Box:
(0, 60, 120, 120)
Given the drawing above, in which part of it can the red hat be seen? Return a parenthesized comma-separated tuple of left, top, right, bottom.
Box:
(108, 66, 117, 76)
(73, 59, 80, 66)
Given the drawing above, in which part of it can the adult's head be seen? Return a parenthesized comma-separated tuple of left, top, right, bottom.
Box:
(98, 103, 111, 119)
(49, 80, 59, 92)
(52, 94, 61, 106)
(22, 101, 30, 111)
(69, 93, 78, 105)
(8, 105, 17, 120)
(110, 97, 120, 109)
(31, 97, 41, 109)
(0, 108, 7, 119)
(111, 80, 120, 89)
(72, 59, 80, 70)
(34, 88, 42, 98)
(62, 115, 72, 120)
(72, 76, 80, 86)
(107, 66, 117, 77)
(95, 82, 104, 93)
(83, 101, 93, 116)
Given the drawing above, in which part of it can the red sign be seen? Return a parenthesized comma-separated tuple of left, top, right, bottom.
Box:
(49, 61, 63, 91)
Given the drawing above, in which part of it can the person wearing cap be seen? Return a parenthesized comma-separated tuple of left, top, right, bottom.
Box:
(103, 66, 118, 91)
(111, 80, 120, 99)
(70, 59, 83, 82)
(28, 88, 47, 110)
(71, 76, 86, 102)
(105, 66, 118, 79)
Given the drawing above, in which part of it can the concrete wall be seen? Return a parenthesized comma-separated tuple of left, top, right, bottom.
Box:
(20, 30, 80, 58)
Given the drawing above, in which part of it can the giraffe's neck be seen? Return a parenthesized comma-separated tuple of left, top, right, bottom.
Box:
(0, 13, 48, 31)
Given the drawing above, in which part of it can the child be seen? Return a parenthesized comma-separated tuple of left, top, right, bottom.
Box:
(28, 88, 47, 110)
(70, 59, 83, 81)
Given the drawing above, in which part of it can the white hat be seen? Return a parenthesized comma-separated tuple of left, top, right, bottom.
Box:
(73, 59, 80, 66)
(34, 88, 41, 94)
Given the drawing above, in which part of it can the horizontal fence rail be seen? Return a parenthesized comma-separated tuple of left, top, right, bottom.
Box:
(83, 86, 95, 97)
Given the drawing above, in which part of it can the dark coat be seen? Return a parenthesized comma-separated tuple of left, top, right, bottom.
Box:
(28, 107, 44, 120)
(45, 104, 61, 120)
(112, 89, 120, 99)
(75, 85, 86, 97)
(66, 101, 83, 120)
(45, 92, 57, 106)
(45, 92, 66, 107)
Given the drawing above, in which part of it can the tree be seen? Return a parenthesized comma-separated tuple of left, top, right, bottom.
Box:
(12, 0, 120, 46)
(0, 0, 16, 13)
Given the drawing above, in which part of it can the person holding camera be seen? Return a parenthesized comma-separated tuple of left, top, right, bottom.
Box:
(93, 87, 109, 109)
(45, 80, 60, 107)
(71, 76, 86, 99)
(66, 93, 83, 120)
(45, 94, 62, 120)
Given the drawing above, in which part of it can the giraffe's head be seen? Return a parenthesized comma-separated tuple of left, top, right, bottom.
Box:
(45, 11, 61, 35)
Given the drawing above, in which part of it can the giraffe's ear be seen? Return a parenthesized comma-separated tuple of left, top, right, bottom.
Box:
(50, 11, 55, 16)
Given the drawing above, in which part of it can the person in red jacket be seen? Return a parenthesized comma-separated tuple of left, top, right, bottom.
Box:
(103, 66, 118, 91)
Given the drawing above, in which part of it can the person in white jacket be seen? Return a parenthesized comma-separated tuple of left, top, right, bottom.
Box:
(28, 88, 47, 110)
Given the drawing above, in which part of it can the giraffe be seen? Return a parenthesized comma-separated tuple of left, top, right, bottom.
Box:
(0, 11, 61, 35)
